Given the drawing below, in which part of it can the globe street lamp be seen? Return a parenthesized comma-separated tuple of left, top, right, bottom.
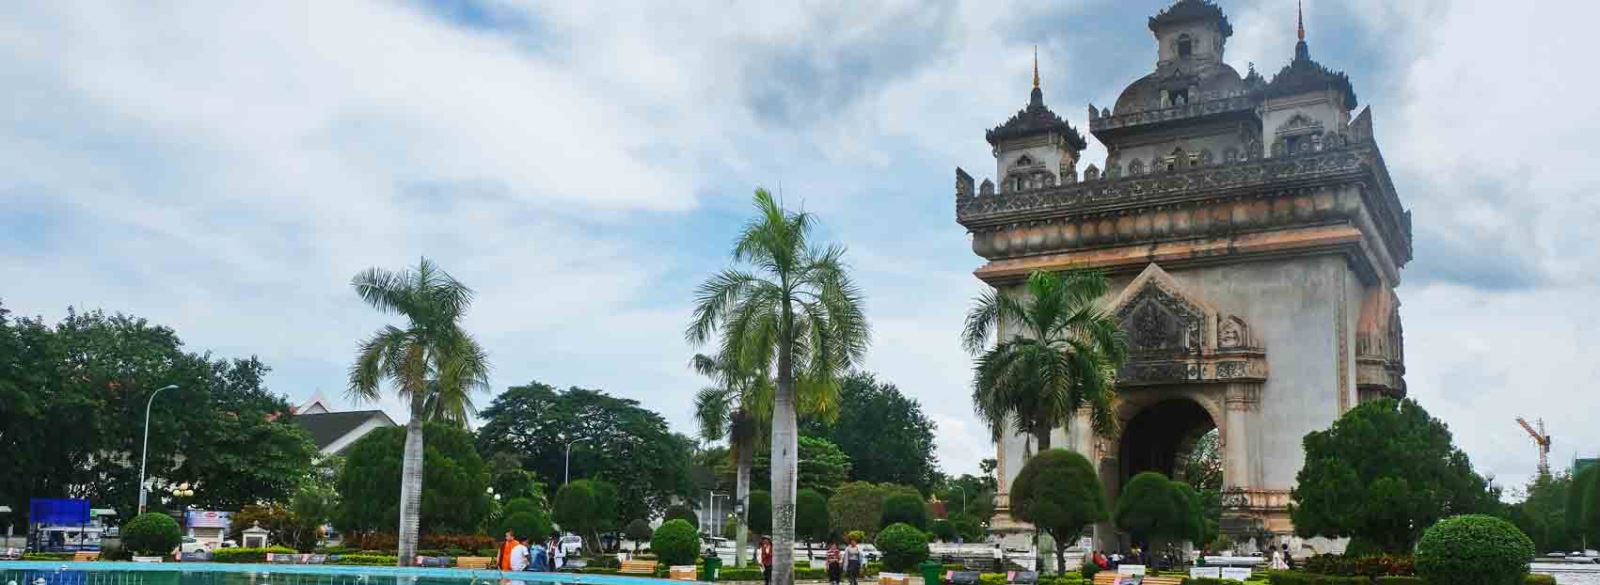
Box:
(138, 384, 179, 514)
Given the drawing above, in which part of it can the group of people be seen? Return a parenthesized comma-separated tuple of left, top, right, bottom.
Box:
(495, 530, 567, 572)
(748, 536, 865, 585)
(1088, 546, 1147, 571)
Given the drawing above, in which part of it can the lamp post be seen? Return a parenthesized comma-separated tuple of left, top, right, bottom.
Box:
(138, 384, 179, 514)
(564, 438, 588, 485)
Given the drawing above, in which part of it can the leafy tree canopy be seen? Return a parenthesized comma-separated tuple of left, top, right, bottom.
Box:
(1291, 398, 1495, 553)
(1010, 449, 1107, 574)
(0, 303, 316, 522)
(752, 435, 853, 496)
(796, 488, 830, 544)
(881, 492, 929, 531)
(475, 382, 696, 522)
(748, 490, 773, 536)
(1115, 471, 1188, 547)
(334, 421, 490, 535)
(802, 373, 936, 491)
(826, 481, 919, 540)
(1508, 471, 1575, 553)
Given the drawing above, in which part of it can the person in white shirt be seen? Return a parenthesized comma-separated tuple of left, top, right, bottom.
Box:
(509, 538, 530, 572)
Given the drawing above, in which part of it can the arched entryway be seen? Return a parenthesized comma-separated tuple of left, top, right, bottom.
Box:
(1119, 398, 1218, 487)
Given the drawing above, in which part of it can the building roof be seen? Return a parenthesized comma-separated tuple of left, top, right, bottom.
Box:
(1265, 40, 1357, 110)
(1148, 0, 1232, 38)
(294, 410, 394, 451)
(987, 86, 1087, 150)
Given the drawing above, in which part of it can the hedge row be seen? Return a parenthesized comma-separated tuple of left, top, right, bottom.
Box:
(212, 546, 297, 563)
(1266, 572, 1555, 585)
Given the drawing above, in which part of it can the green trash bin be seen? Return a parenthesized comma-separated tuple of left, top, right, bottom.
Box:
(703, 553, 722, 581)
(919, 560, 942, 585)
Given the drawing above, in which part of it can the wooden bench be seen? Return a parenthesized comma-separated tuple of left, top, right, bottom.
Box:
(72, 551, 100, 562)
(619, 559, 658, 575)
(1091, 573, 1182, 585)
(454, 556, 493, 570)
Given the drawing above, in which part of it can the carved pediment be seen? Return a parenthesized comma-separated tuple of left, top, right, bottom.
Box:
(1108, 264, 1268, 385)
(1111, 263, 1214, 356)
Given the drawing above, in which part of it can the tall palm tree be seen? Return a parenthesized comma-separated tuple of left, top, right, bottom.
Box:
(691, 352, 769, 567)
(961, 269, 1126, 456)
(347, 257, 490, 566)
(688, 188, 868, 585)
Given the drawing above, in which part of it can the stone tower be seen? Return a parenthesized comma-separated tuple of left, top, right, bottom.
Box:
(954, 0, 1411, 551)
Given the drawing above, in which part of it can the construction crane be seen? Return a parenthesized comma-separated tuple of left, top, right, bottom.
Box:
(1516, 417, 1552, 477)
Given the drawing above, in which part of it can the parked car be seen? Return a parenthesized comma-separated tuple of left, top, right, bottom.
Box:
(558, 534, 584, 556)
(179, 537, 208, 554)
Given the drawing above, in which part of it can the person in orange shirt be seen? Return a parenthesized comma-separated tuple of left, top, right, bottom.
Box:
(498, 530, 522, 571)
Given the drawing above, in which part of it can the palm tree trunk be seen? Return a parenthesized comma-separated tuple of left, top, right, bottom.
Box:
(735, 436, 753, 568)
(1034, 426, 1052, 453)
(396, 413, 425, 566)
(771, 349, 797, 585)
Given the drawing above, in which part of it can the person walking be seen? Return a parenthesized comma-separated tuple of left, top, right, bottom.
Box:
(1281, 544, 1295, 570)
(825, 542, 843, 585)
(844, 537, 864, 585)
(497, 530, 523, 571)
(759, 537, 775, 585)
(1268, 544, 1288, 570)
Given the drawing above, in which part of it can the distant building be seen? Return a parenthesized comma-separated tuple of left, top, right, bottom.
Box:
(291, 392, 396, 456)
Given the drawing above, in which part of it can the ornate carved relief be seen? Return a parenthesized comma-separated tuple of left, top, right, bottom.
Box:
(1219, 316, 1249, 349)
(1108, 264, 1269, 386)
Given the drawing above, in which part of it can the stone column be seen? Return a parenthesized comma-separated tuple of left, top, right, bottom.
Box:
(1223, 384, 1254, 488)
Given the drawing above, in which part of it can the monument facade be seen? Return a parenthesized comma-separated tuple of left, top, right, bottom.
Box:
(954, 0, 1411, 549)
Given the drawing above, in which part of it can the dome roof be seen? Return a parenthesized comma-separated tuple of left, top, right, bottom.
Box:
(1148, 0, 1232, 38)
(1265, 41, 1357, 110)
(987, 86, 1087, 150)
(1112, 62, 1246, 115)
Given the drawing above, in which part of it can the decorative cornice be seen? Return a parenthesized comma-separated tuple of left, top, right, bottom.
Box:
(1090, 92, 1254, 133)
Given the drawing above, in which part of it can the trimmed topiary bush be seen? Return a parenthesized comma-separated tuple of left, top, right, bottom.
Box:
(501, 510, 552, 542)
(1415, 515, 1534, 585)
(664, 504, 699, 530)
(651, 518, 699, 566)
(122, 512, 183, 556)
(874, 522, 928, 571)
(880, 493, 928, 530)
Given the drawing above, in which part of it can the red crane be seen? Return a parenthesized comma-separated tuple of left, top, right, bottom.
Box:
(1516, 417, 1551, 477)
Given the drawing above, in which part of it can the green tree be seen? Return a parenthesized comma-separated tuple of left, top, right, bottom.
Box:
(748, 490, 773, 536)
(0, 304, 317, 521)
(935, 473, 996, 530)
(752, 435, 853, 496)
(802, 373, 937, 491)
(554, 480, 599, 550)
(881, 492, 928, 531)
(827, 482, 885, 539)
(1415, 514, 1535, 585)
(796, 488, 830, 547)
(1569, 465, 1599, 547)
(1172, 482, 1207, 545)
(625, 519, 653, 553)
(1292, 398, 1495, 553)
(346, 258, 491, 565)
(874, 523, 929, 571)
(690, 351, 769, 567)
(333, 422, 491, 536)
(1508, 472, 1574, 553)
(652, 519, 701, 566)
(475, 382, 696, 523)
(1010, 449, 1107, 574)
(686, 187, 871, 585)
(499, 497, 553, 543)
(1115, 472, 1187, 549)
(962, 270, 1126, 455)
(664, 504, 700, 530)
(122, 512, 182, 556)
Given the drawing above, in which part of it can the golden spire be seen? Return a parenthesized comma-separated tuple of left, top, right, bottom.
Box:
(1297, 0, 1305, 41)
(1032, 45, 1040, 89)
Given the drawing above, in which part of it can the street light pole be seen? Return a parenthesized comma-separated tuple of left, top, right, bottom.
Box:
(564, 439, 587, 485)
(138, 384, 179, 514)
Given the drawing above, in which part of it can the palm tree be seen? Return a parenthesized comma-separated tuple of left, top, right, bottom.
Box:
(688, 188, 868, 585)
(691, 352, 768, 567)
(961, 269, 1126, 456)
(347, 257, 490, 566)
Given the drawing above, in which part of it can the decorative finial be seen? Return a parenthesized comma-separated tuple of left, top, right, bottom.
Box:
(1032, 45, 1040, 89)
(1297, 0, 1305, 41)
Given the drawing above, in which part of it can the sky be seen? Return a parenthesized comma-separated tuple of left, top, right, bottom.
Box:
(3, 0, 1597, 495)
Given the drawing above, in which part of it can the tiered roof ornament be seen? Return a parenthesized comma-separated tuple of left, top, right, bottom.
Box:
(1265, 1, 1357, 109)
(1149, 0, 1233, 37)
(986, 48, 1087, 150)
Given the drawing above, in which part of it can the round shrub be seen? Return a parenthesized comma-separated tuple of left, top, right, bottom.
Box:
(1415, 514, 1533, 585)
(874, 522, 929, 571)
(651, 519, 700, 566)
(123, 512, 183, 556)
(664, 504, 699, 530)
(501, 509, 552, 542)
(880, 493, 928, 530)
(929, 519, 956, 542)
(626, 518, 654, 543)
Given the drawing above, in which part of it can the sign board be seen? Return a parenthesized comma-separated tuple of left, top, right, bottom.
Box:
(29, 499, 90, 525)
(185, 510, 232, 530)
(1117, 565, 1147, 575)
(1189, 567, 1221, 579)
(1220, 567, 1253, 581)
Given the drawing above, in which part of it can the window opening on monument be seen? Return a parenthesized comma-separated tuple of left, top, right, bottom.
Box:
(1177, 34, 1193, 58)
(1119, 398, 1217, 488)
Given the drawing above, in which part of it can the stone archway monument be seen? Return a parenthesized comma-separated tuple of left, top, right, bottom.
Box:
(954, 0, 1411, 548)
